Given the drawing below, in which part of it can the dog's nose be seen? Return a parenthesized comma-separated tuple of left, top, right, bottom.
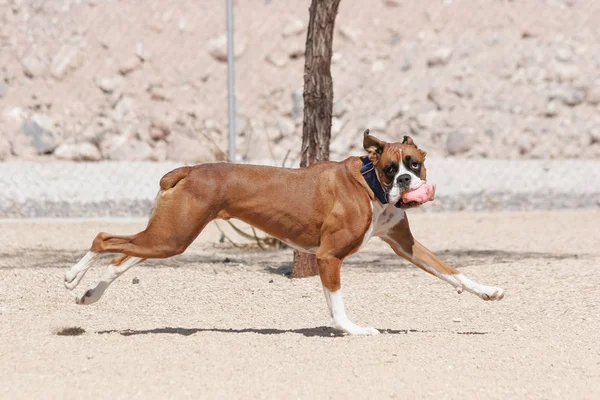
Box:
(397, 174, 411, 186)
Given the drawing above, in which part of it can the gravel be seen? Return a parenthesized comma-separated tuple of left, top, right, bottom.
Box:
(1, 211, 598, 399)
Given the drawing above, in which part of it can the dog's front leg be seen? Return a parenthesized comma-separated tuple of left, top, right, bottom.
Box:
(378, 212, 504, 301)
(317, 254, 380, 335)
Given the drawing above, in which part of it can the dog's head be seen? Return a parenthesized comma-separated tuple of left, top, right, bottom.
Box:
(363, 129, 434, 208)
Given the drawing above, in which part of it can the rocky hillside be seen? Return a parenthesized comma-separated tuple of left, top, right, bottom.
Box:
(1, 0, 599, 163)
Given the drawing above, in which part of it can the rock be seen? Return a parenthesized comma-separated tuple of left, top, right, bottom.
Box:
(331, 117, 343, 135)
(0, 135, 11, 160)
(208, 34, 247, 62)
(416, 111, 438, 129)
(276, 118, 295, 136)
(265, 49, 289, 68)
(50, 44, 81, 80)
(135, 42, 152, 62)
(586, 85, 600, 105)
(0, 82, 7, 98)
(2, 107, 26, 149)
(287, 41, 304, 59)
(400, 57, 412, 71)
(21, 53, 47, 78)
(520, 30, 537, 39)
(54, 142, 101, 161)
(371, 60, 385, 73)
(446, 131, 473, 155)
(332, 52, 342, 64)
(81, 118, 113, 145)
(235, 116, 248, 136)
(282, 19, 304, 37)
(96, 76, 123, 93)
(427, 48, 453, 67)
(332, 100, 347, 118)
(427, 88, 452, 110)
(148, 118, 171, 141)
(543, 101, 559, 118)
(204, 119, 218, 131)
(553, 63, 579, 82)
(20, 114, 59, 154)
(118, 56, 141, 75)
(112, 96, 135, 122)
(550, 87, 586, 107)
(101, 135, 152, 161)
(291, 89, 303, 121)
(555, 47, 573, 63)
(148, 85, 173, 102)
(452, 318, 463, 323)
(150, 140, 168, 161)
(339, 26, 359, 43)
(383, 0, 401, 7)
(167, 132, 216, 163)
(589, 125, 600, 144)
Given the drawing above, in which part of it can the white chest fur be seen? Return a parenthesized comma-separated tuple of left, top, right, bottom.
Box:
(360, 201, 389, 248)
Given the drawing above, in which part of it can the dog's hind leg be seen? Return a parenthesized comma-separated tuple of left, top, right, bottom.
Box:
(87, 169, 215, 260)
(76, 255, 144, 305)
(64, 251, 102, 290)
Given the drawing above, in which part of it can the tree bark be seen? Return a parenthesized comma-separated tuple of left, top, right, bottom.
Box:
(292, 0, 341, 279)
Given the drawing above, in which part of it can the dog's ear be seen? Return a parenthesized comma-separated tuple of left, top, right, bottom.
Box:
(402, 135, 416, 147)
(363, 129, 386, 163)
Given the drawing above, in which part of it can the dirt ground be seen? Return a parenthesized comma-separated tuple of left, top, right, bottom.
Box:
(0, 210, 599, 399)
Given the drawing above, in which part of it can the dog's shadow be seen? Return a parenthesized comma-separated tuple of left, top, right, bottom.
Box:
(95, 326, 484, 338)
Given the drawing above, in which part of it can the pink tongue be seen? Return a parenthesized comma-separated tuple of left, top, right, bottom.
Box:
(401, 184, 436, 204)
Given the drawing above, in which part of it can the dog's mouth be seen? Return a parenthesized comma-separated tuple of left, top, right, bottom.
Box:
(394, 199, 420, 209)
(394, 183, 436, 208)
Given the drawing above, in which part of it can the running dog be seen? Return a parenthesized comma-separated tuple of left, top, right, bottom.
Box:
(64, 130, 504, 335)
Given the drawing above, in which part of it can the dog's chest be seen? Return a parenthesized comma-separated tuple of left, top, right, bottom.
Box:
(360, 201, 388, 248)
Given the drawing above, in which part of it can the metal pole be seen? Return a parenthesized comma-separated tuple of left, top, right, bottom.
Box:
(226, 0, 236, 162)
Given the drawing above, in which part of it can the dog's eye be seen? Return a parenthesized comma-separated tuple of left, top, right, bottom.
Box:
(410, 161, 420, 170)
(384, 164, 397, 176)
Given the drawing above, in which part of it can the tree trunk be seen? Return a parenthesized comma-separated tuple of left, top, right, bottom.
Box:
(292, 0, 341, 279)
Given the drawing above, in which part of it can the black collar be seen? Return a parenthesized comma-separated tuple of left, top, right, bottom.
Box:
(360, 156, 388, 204)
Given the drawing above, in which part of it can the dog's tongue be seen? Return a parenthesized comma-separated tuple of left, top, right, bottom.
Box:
(401, 184, 436, 204)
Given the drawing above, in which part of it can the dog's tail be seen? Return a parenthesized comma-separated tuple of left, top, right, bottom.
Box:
(159, 166, 192, 191)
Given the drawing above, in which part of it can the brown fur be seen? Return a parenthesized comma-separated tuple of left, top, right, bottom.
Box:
(381, 216, 460, 276)
(87, 134, 451, 294)
(89, 158, 373, 292)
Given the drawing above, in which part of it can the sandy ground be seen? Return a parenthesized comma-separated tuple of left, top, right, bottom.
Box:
(0, 210, 599, 399)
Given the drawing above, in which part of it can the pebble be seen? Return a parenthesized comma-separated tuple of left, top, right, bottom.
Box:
(20, 114, 59, 154)
(21, 54, 47, 78)
(282, 19, 304, 37)
(208, 34, 247, 62)
(54, 142, 101, 161)
(446, 131, 473, 155)
(427, 48, 453, 67)
(266, 50, 289, 68)
(96, 76, 123, 93)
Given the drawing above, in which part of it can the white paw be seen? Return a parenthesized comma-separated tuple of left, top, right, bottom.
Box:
(335, 321, 380, 335)
(75, 289, 97, 305)
(478, 286, 504, 301)
(64, 270, 85, 290)
(455, 275, 505, 301)
(64, 252, 99, 291)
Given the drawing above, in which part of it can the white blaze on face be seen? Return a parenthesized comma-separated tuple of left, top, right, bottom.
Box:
(387, 156, 424, 204)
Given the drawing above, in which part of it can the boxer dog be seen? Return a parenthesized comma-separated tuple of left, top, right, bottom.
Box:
(64, 130, 504, 335)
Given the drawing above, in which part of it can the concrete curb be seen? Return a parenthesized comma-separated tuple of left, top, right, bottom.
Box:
(0, 159, 598, 217)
